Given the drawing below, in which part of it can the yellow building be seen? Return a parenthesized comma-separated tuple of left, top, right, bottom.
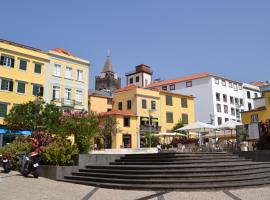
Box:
(99, 110, 137, 149)
(0, 39, 49, 124)
(88, 90, 113, 113)
(0, 39, 90, 125)
(99, 84, 195, 149)
(241, 90, 270, 124)
(47, 48, 89, 112)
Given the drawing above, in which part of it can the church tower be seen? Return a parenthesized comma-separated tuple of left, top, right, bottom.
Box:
(95, 55, 121, 93)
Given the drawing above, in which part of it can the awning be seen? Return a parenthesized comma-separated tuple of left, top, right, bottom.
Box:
(0, 128, 32, 135)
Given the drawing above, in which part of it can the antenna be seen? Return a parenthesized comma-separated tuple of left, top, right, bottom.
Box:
(107, 49, 110, 57)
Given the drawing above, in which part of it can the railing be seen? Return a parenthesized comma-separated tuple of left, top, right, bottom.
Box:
(140, 125, 161, 132)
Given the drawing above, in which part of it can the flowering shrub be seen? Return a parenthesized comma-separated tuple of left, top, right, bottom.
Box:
(257, 119, 270, 149)
(30, 131, 55, 153)
(171, 137, 199, 147)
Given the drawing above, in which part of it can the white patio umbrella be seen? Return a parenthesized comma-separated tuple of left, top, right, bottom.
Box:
(217, 120, 243, 130)
(154, 132, 187, 137)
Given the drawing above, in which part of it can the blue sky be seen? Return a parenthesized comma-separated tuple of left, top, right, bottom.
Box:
(1, 0, 270, 88)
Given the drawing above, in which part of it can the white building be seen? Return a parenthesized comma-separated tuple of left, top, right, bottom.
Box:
(146, 73, 261, 126)
(242, 83, 261, 111)
(125, 64, 153, 88)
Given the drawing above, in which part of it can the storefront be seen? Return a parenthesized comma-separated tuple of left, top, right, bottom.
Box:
(0, 128, 32, 147)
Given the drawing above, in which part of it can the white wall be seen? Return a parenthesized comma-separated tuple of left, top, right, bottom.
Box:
(127, 72, 152, 88)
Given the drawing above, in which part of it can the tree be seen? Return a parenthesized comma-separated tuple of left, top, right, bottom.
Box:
(171, 120, 186, 134)
(60, 111, 100, 153)
(4, 98, 63, 131)
(98, 116, 118, 149)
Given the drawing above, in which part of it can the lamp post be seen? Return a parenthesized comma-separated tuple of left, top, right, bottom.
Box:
(148, 109, 154, 148)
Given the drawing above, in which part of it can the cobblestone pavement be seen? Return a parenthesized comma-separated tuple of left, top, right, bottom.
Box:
(1, 170, 270, 200)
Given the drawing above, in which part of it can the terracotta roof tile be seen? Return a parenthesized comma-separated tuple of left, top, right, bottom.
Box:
(98, 110, 136, 117)
(52, 48, 75, 57)
(114, 84, 137, 93)
(145, 73, 210, 88)
(250, 81, 269, 87)
(241, 106, 266, 113)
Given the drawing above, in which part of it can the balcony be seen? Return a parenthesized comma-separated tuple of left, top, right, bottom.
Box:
(140, 124, 161, 132)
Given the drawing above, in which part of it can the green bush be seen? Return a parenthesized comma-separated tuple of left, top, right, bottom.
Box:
(0, 136, 32, 167)
(40, 139, 79, 166)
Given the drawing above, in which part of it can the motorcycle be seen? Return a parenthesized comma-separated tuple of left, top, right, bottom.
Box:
(1, 153, 13, 173)
(19, 152, 40, 178)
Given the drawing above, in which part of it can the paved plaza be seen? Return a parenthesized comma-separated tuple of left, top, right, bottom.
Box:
(0, 170, 270, 200)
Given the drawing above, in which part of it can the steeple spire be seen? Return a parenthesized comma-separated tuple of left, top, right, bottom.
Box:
(102, 51, 114, 73)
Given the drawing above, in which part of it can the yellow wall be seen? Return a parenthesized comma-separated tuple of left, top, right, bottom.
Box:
(0, 41, 48, 124)
(89, 95, 112, 113)
(159, 92, 195, 132)
(112, 115, 137, 149)
(113, 88, 137, 114)
(241, 91, 270, 124)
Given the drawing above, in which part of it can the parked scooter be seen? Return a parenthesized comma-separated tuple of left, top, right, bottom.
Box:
(1, 153, 13, 173)
(19, 152, 40, 178)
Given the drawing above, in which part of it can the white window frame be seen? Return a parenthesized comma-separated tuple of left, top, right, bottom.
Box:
(52, 86, 60, 100)
(0, 78, 12, 91)
(64, 88, 72, 100)
(54, 64, 62, 77)
(65, 67, 73, 79)
(76, 90, 83, 103)
(77, 69, 83, 81)
(17, 81, 26, 94)
(2, 56, 13, 67)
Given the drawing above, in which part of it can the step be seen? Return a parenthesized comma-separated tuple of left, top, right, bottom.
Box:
(64, 172, 270, 185)
(79, 163, 270, 174)
(72, 168, 270, 179)
(118, 156, 242, 161)
(111, 159, 251, 165)
(85, 161, 270, 170)
(59, 177, 270, 190)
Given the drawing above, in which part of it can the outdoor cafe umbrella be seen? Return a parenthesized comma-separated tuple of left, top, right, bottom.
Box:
(154, 132, 187, 144)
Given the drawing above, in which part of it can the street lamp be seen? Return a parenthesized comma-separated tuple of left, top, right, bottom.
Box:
(148, 109, 154, 148)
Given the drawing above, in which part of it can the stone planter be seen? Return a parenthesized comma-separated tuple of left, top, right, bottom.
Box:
(38, 165, 78, 180)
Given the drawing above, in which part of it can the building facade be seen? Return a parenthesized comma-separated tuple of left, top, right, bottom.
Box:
(146, 73, 261, 126)
(0, 39, 90, 125)
(101, 85, 195, 149)
(95, 56, 121, 93)
(125, 64, 153, 88)
(88, 90, 113, 113)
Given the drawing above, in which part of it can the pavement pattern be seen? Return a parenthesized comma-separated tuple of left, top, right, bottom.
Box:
(1, 170, 270, 200)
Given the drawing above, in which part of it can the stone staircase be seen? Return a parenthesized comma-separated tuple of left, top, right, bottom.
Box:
(59, 152, 270, 190)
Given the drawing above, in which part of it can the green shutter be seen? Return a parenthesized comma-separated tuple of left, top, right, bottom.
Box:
(9, 81, 13, 91)
(0, 103, 7, 117)
(19, 60, 27, 70)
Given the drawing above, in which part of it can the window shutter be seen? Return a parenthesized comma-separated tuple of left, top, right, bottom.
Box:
(11, 58, 15, 68)
(9, 81, 13, 91)
(0, 56, 4, 65)
(40, 86, 44, 97)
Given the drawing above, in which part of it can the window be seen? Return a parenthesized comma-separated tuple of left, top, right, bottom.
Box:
(166, 95, 173, 106)
(231, 108, 235, 116)
(76, 90, 83, 103)
(0, 79, 13, 91)
(64, 88, 72, 100)
(218, 117, 222, 125)
(145, 79, 149, 86)
(0, 103, 8, 117)
(77, 70, 83, 81)
(151, 100, 156, 110)
(230, 96, 234, 104)
(181, 98, 188, 108)
(166, 112, 173, 123)
(239, 85, 242, 90)
(251, 114, 259, 123)
(65, 67, 72, 79)
(236, 109, 240, 118)
(107, 98, 113, 105)
(216, 104, 221, 112)
(32, 84, 43, 96)
(248, 103, 252, 111)
(17, 82, 26, 94)
(136, 76, 139, 82)
(254, 93, 258, 98)
(223, 94, 227, 103)
(235, 98, 239, 106)
(162, 86, 167, 91)
(222, 80, 226, 86)
(118, 102, 122, 110)
(182, 114, 188, 124)
(247, 91, 251, 99)
(19, 60, 27, 70)
(186, 81, 192, 87)
(215, 79, 219, 85)
(124, 117, 130, 127)
(129, 78, 133, 84)
(34, 63, 42, 74)
(53, 64, 61, 76)
(169, 84, 175, 91)
(225, 118, 229, 122)
(240, 98, 243, 106)
(229, 82, 232, 88)
(233, 83, 238, 91)
(0, 55, 14, 67)
(142, 99, 147, 109)
(216, 93, 220, 101)
(127, 100, 132, 110)
(224, 105, 228, 113)
(52, 86, 60, 100)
